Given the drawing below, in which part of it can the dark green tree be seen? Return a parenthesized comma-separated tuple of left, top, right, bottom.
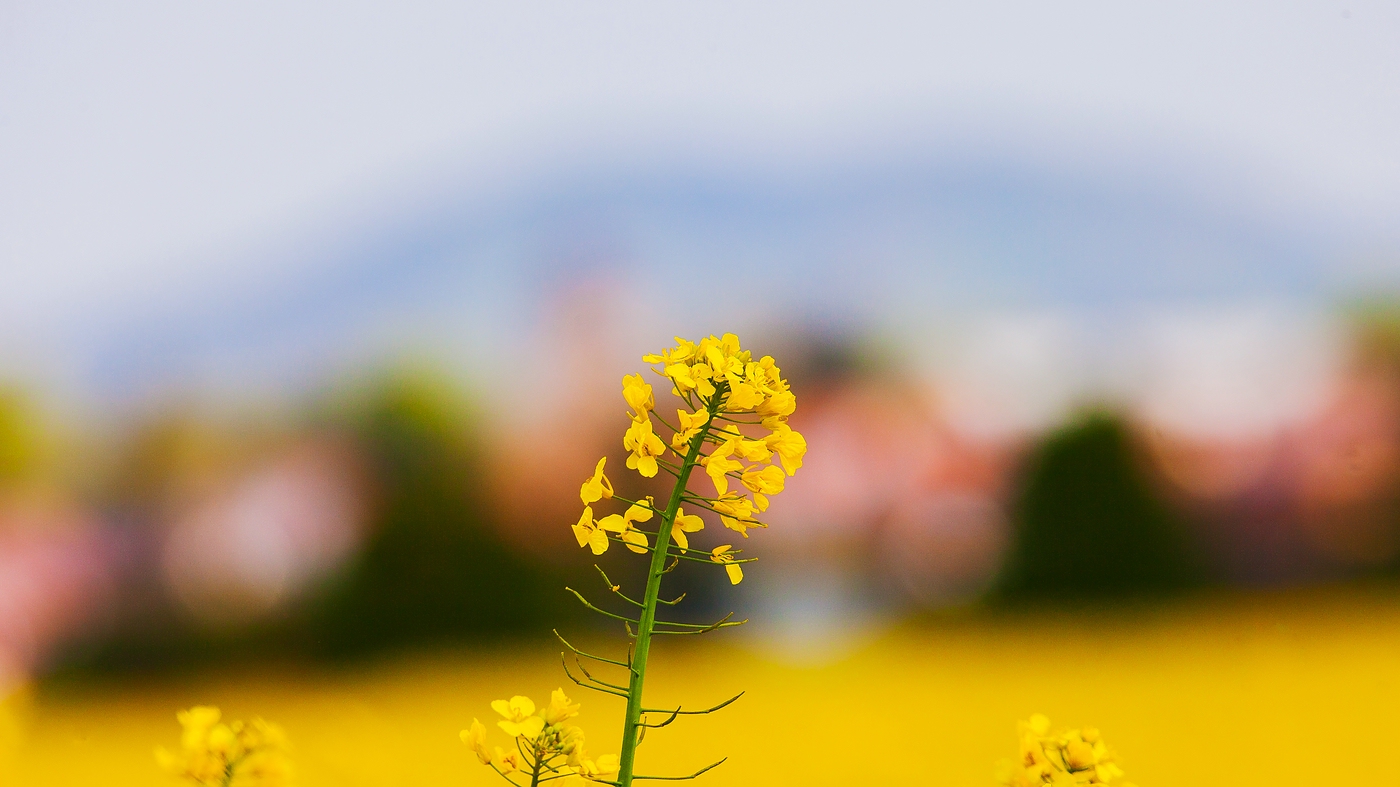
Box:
(995, 412, 1200, 600)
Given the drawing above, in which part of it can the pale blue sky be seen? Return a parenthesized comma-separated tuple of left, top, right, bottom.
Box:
(1, 1, 1397, 421)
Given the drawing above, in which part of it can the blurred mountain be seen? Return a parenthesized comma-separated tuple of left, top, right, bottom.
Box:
(63, 154, 1333, 408)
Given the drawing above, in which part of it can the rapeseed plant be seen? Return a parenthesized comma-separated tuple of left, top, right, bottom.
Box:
(156, 706, 291, 787)
(998, 715, 1135, 787)
(464, 333, 806, 787)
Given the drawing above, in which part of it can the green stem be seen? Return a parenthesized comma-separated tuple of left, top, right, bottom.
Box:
(529, 744, 544, 787)
(615, 393, 721, 786)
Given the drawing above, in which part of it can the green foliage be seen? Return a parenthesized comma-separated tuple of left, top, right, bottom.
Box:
(995, 411, 1201, 600)
(308, 370, 558, 657)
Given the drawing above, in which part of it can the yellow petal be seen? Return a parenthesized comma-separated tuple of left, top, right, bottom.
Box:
(621, 529, 649, 554)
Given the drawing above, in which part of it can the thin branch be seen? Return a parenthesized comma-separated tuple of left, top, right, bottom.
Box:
(653, 612, 748, 636)
(632, 758, 728, 781)
(554, 629, 630, 669)
(653, 611, 739, 630)
(642, 691, 745, 718)
(574, 655, 630, 691)
(595, 566, 645, 608)
(649, 410, 680, 434)
(565, 587, 641, 625)
(658, 591, 687, 606)
(561, 654, 629, 698)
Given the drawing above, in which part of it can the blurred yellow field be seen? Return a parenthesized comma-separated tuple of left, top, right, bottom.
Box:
(8, 587, 1400, 786)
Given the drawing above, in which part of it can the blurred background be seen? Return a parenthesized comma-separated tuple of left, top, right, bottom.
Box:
(4, 2, 1400, 784)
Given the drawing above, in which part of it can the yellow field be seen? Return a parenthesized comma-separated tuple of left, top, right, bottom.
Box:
(7, 587, 1400, 786)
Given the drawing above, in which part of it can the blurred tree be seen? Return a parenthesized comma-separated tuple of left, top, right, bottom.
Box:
(994, 412, 1201, 600)
(307, 370, 558, 657)
(0, 388, 47, 489)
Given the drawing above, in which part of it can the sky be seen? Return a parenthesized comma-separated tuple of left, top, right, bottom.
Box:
(3, 1, 1400, 419)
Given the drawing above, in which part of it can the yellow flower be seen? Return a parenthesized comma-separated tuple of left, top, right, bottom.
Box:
(670, 408, 711, 452)
(712, 494, 760, 536)
(622, 373, 654, 415)
(580, 457, 613, 505)
(670, 507, 705, 551)
(460, 719, 491, 764)
(690, 362, 718, 397)
(733, 436, 772, 463)
(493, 747, 522, 773)
(599, 499, 654, 554)
(740, 464, 785, 496)
(764, 422, 807, 475)
(491, 696, 545, 739)
(158, 707, 292, 787)
(642, 337, 697, 366)
(572, 506, 610, 555)
(623, 415, 667, 478)
(756, 389, 796, 418)
(710, 545, 743, 584)
(1000, 715, 1131, 786)
(663, 362, 700, 395)
(575, 751, 621, 782)
(177, 706, 222, 750)
(700, 441, 744, 496)
(725, 381, 765, 411)
(543, 689, 581, 725)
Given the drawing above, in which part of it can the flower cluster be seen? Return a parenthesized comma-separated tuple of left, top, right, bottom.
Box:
(997, 715, 1134, 787)
(573, 334, 807, 584)
(156, 706, 291, 787)
(462, 689, 617, 786)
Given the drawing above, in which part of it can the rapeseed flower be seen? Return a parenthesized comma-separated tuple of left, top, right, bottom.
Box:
(670, 506, 705, 551)
(492, 696, 545, 739)
(571, 334, 804, 564)
(622, 373, 654, 416)
(709, 545, 743, 585)
(464, 690, 614, 786)
(623, 415, 666, 478)
(572, 506, 609, 555)
(998, 715, 1135, 787)
(598, 499, 654, 554)
(556, 333, 806, 786)
(156, 706, 291, 787)
(580, 458, 613, 505)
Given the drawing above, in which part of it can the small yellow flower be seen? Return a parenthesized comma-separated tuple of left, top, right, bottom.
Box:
(710, 545, 743, 584)
(491, 696, 545, 739)
(492, 747, 522, 773)
(622, 373, 654, 416)
(572, 506, 610, 555)
(460, 719, 491, 764)
(670, 507, 705, 551)
(764, 422, 807, 475)
(580, 458, 613, 505)
(158, 706, 291, 786)
(623, 415, 667, 478)
(574, 749, 621, 782)
(740, 464, 785, 496)
(724, 381, 765, 411)
(663, 362, 701, 395)
(999, 715, 1131, 786)
(642, 337, 697, 366)
(700, 442, 744, 496)
(599, 500, 654, 554)
(543, 688, 581, 725)
(669, 408, 711, 452)
(711, 494, 760, 536)
(733, 436, 773, 463)
(756, 389, 796, 418)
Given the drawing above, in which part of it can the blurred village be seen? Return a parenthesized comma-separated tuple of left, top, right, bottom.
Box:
(5, 295, 1400, 692)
